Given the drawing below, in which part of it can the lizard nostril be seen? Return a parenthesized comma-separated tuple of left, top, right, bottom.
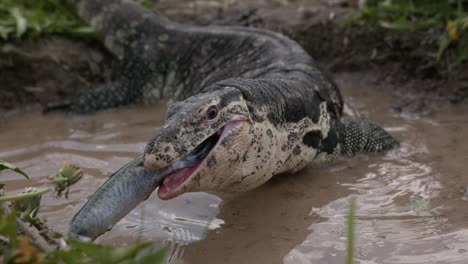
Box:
(164, 146, 171, 153)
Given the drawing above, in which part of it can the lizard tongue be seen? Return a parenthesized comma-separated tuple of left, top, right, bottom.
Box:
(157, 126, 223, 197)
(158, 167, 193, 195)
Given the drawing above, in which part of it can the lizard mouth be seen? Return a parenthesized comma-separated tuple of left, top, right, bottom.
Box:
(157, 120, 246, 199)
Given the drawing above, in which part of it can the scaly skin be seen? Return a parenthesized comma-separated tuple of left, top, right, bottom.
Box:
(67, 0, 398, 200)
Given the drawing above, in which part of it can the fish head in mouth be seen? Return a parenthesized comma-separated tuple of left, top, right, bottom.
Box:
(144, 86, 256, 199)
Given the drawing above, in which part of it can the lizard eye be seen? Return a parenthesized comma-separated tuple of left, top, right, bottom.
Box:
(206, 105, 218, 120)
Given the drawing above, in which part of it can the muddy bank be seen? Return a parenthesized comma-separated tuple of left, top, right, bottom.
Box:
(294, 23, 468, 107)
(0, 0, 466, 116)
(0, 37, 114, 115)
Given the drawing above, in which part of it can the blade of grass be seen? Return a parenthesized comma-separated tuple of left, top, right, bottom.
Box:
(346, 197, 356, 264)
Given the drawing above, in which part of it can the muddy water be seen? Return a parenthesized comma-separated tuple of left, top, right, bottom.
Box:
(1, 73, 468, 263)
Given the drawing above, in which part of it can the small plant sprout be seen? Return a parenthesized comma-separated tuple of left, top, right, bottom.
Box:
(13, 188, 43, 225)
(48, 163, 83, 199)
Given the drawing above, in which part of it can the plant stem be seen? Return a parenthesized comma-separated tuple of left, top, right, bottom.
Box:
(458, 0, 462, 17)
(346, 197, 356, 264)
(1, 202, 68, 253)
(0, 188, 51, 202)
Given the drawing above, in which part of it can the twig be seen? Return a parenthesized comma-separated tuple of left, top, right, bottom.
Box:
(14, 215, 55, 253)
(1, 202, 68, 253)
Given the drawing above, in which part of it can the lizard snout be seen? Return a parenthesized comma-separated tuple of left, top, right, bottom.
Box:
(143, 143, 177, 169)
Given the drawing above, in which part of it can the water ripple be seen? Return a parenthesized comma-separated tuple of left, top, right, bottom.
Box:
(0, 140, 146, 159)
(284, 142, 466, 264)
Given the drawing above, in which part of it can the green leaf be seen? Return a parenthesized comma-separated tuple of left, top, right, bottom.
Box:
(0, 0, 95, 40)
(49, 243, 170, 264)
(0, 207, 18, 247)
(68, 239, 153, 264)
(453, 45, 468, 64)
(0, 160, 29, 179)
(10, 7, 27, 38)
(137, 246, 169, 264)
(0, 208, 18, 263)
(379, 16, 411, 31)
(0, 25, 14, 39)
(48, 250, 92, 264)
(69, 26, 95, 35)
(436, 35, 453, 60)
(11, 188, 44, 225)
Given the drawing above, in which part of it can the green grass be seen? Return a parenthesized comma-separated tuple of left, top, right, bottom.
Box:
(346, 0, 468, 63)
(346, 197, 356, 264)
(0, 0, 94, 40)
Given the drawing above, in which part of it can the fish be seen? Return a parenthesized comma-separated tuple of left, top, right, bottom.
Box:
(68, 136, 217, 241)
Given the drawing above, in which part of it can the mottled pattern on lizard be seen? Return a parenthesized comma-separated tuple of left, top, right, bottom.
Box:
(67, 0, 398, 199)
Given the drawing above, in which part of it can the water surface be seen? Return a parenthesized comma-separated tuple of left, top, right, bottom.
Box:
(1, 73, 468, 263)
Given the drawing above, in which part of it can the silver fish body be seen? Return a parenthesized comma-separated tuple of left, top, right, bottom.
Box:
(68, 138, 215, 241)
(67, 155, 172, 241)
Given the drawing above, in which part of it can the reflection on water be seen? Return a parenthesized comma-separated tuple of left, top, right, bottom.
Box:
(1, 73, 468, 263)
(285, 143, 446, 263)
(98, 192, 223, 245)
(0, 105, 223, 255)
(284, 75, 468, 264)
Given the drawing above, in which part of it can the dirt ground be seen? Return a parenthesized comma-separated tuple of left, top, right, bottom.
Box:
(0, 0, 467, 118)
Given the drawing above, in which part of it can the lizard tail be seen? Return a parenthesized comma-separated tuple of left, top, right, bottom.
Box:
(338, 117, 398, 156)
(66, 0, 172, 57)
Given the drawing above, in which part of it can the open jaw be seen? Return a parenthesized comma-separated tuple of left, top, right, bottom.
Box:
(157, 120, 246, 199)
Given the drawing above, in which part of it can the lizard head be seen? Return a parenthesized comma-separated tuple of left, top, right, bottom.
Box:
(143, 86, 255, 199)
